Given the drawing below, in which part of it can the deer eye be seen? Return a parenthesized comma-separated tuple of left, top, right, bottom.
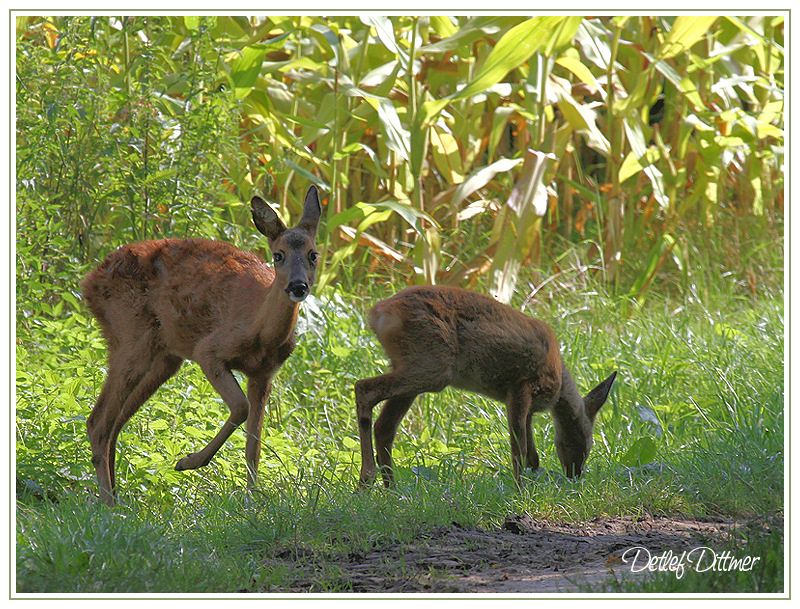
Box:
(308, 251, 319, 264)
(273, 252, 284, 263)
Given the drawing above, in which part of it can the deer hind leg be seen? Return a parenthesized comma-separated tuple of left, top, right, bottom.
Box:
(355, 374, 392, 487)
(244, 372, 272, 490)
(88, 369, 133, 507)
(355, 366, 450, 488)
(105, 353, 183, 495)
(175, 353, 250, 472)
(88, 347, 181, 506)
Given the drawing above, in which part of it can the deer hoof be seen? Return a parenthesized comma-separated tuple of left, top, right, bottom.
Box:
(175, 455, 195, 471)
(357, 472, 377, 490)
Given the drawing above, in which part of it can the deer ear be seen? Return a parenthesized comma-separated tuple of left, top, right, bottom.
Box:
(296, 185, 322, 236)
(584, 371, 617, 420)
(251, 196, 286, 243)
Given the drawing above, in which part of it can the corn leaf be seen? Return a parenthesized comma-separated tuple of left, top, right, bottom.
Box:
(455, 17, 579, 101)
(623, 118, 669, 209)
(420, 15, 526, 54)
(230, 44, 269, 99)
(450, 157, 523, 211)
(430, 125, 465, 184)
(658, 16, 718, 60)
(488, 150, 554, 303)
(555, 55, 603, 98)
(376, 98, 410, 161)
(421, 17, 581, 127)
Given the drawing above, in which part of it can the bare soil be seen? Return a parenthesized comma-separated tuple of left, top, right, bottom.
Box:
(252, 515, 743, 593)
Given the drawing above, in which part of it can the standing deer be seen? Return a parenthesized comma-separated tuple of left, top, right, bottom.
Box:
(355, 285, 616, 487)
(81, 185, 322, 505)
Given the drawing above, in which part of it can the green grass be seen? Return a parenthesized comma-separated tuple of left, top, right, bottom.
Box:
(15, 277, 784, 594)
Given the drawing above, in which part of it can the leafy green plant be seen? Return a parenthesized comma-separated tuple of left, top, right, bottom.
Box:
(16, 16, 244, 272)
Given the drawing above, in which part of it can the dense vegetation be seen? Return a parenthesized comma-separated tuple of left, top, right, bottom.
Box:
(15, 15, 783, 594)
(17, 15, 783, 300)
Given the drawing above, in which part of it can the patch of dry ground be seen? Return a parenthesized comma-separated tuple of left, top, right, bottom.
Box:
(254, 516, 742, 593)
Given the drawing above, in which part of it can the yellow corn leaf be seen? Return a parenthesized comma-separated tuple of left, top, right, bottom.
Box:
(658, 16, 718, 60)
(555, 55, 602, 98)
(430, 126, 465, 184)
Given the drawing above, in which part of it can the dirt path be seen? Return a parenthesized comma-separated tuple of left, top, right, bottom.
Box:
(255, 516, 741, 593)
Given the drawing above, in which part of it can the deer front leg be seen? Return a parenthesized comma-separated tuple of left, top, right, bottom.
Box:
(524, 408, 540, 471)
(176, 355, 249, 472)
(505, 385, 533, 483)
(244, 373, 271, 490)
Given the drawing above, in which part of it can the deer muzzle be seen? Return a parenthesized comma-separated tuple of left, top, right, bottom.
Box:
(285, 280, 310, 302)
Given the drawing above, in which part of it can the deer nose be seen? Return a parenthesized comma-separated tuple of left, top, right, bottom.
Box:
(285, 280, 310, 302)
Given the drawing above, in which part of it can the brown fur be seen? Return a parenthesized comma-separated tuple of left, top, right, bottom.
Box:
(355, 285, 616, 487)
(82, 186, 322, 505)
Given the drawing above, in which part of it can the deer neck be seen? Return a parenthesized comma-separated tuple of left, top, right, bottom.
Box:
(552, 363, 595, 448)
(254, 281, 300, 347)
(553, 364, 585, 422)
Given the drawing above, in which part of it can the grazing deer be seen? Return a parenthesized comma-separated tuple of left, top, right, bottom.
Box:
(81, 185, 322, 505)
(355, 285, 616, 487)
